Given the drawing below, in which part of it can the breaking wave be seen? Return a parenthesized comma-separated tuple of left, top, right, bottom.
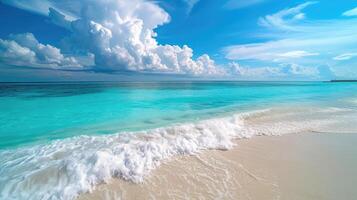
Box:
(0, 107, 349, 200)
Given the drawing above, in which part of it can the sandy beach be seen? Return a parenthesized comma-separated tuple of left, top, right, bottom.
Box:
(78, 132, 357, 200)
(2, 83, 357, 200)
(1, 0, 357, 198)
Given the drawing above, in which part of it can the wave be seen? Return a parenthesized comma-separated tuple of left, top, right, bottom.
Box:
(0, 107, 348, 200)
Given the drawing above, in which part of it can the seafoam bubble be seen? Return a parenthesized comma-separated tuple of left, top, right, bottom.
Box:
(0, 107, 342, 200)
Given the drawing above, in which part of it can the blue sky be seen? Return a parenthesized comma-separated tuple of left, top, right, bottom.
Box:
(0, 0, 357, 81)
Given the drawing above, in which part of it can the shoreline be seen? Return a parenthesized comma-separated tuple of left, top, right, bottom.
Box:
(1, 103, 356, 199)
(78, 132, 357, 200)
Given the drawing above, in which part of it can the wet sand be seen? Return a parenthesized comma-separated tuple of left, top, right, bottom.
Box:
(78, 132, 357, 200)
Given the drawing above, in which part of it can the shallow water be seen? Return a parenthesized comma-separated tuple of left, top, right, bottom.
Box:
(1, 81, 356, 149)
(0, 81, 356, 200)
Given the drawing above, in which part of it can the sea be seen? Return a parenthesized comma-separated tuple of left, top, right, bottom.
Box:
(0, 81, 356, 199)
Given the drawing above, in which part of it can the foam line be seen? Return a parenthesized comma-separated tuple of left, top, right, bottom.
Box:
(0, 107, 341, 200)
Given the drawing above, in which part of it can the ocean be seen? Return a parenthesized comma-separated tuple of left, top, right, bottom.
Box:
(0, 81, 356, 199)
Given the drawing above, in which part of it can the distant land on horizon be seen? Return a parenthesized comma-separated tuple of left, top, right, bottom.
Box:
(330, 80, 357, 82)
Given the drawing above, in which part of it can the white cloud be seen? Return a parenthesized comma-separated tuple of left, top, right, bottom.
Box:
(0, 33, 84, 69)
(183, 0, 200, 13)
(284, 63, 319, 76)
(277, 51, 319, 58)
(258, 1, 317, 30)
(0, 39, 37, 65)
(223, 0, 265, 10)
(48, 8, 71, 29)
(223, 23, 357, 79)
(343, 7, 357, 17)
(229, 62, 283, 77)
(228, 62, 320, 78)
(222, 1, 357, 79)
(1, 0, 346, 79)
(224, 4, 357, 64)
(333, 53, 357, 61)
(223, 39, 323, 61)
(1, 0, 224, 76)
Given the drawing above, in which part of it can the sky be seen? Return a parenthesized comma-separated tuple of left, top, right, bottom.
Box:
(0, 0, 356, 81)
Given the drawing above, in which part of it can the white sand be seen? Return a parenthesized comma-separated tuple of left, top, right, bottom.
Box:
(78, 132, 357, 200)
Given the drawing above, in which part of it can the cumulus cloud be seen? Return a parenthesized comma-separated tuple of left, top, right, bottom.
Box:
(228, 62, 320, 78)
(258, 1, 317, 30)
(0, 0, 223, 76)
(229, 62, 283, 77)
(0, 33, 84, 69)
(283, 63, 319, 76)
(343, 7, 357, 17)
(1, 0, 345, 79)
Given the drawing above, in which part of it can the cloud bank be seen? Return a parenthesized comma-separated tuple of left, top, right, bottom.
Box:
(223, 2, 357, 79)
(0, 33, 83, 69)
(0, 0, 223, 76)
(2, 0, 351, 80)
(228, 62, 320, 79)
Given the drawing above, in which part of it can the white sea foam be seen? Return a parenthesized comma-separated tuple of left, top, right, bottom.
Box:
(347, 98, 357, 105)
(0, 107, 348, 200)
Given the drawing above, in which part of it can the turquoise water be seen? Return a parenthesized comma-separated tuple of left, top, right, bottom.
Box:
(1, 81, 357, 200)
(0, 81, 356, 149)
